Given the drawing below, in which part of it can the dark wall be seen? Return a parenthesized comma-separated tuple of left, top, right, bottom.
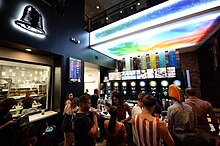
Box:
(0, 0, 115, 109)
(180, 52, 201, 97)
(197, 30, 220, 108)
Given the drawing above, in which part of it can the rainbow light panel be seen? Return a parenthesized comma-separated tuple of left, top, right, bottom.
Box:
(90, 0, 220, 59)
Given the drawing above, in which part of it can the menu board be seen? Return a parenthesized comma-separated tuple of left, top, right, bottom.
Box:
(154, 68, 167, 78)
(108, 67, 176, 80)
(167, 67, 176, 78)
(121, 70, 136, 80)
(69, 57, 81, 82)
(108, 72, 122, 80)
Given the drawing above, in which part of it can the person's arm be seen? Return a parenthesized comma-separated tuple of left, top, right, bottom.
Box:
(87, 108, 98, 138)
(121, 123, 128, 146)
(0, 120, 17, 130)
(160, 120, 174, 146)
(63, 101, 71, 115)
(121, 103, 132, 123)
(167, 108, 174, 135)
(189, 108, 195, 130)
(209, 106, 219, 135)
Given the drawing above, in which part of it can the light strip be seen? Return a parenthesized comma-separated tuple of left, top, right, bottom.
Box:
(91, 11, 220, 59)
(90, 0, 220, 45)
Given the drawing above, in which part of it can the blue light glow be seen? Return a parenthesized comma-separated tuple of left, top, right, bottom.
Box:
(90, 0, 220, 45)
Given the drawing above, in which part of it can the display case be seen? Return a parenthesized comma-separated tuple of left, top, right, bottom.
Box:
(0, 60, 50, 117)
(0, 78, 12, 99)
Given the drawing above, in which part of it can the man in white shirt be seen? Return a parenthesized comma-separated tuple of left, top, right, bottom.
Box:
(132, 93, 145, 145)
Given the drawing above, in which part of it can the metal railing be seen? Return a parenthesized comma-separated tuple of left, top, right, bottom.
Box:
(84, 0, 167, 32)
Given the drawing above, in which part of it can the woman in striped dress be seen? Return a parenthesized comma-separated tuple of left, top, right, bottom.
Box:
(133, 94, 174, 146)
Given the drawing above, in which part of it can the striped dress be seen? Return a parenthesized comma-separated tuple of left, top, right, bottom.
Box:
(133, 115, 162, 146)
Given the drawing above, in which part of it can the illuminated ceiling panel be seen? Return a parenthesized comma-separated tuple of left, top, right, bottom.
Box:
(89, 0, 220, 60)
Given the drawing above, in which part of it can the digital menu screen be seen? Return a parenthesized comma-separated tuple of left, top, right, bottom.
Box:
(108, 72, 122, 80)
(154, 68, 167, 78)
(121, 70, 136, 80)
(167, 67, 176, 78)
(69, 57, 81, 83)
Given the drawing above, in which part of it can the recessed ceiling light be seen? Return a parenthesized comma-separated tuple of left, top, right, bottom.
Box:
(120, 10, 123, 13)
(131, 7, 133, 9)
(25, 48, 32, 51)
(106, 17, 109, 20)
(137, 3, 141, 6)
(96, 5, 100, 9)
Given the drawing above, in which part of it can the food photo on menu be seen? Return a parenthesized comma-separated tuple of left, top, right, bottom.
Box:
(167, 67, 176, 78)
(154, 68, 167, 78)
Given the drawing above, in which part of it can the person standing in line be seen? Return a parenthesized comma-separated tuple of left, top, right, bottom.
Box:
(91, 89, 99, 109)
(105, 91, 117, 111)
(62, 96, 79, 146)
(73, 94, 98, 146)
(185, 88, 219, 142)
(104, 106, 127, 146)
(167, 84, 195, 146)
(133, 94, 174, 146)
(152, 100, 162, 119)
(131, 92, 145, 145)
(65, 92, 74, 105)
(113, 93, 131, 132)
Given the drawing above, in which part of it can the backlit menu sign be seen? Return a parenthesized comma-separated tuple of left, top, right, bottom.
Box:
(69, 57, 81, 82)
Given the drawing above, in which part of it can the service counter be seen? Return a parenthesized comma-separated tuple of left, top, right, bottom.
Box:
(29, 110, 58, 123)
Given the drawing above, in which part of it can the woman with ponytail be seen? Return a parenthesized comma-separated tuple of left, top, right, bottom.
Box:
(104, 106, 127, 146)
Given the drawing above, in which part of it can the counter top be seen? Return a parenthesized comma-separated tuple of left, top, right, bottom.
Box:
(29, 111, 58, 123)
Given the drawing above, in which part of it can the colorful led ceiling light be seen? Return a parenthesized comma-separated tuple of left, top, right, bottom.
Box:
(89, 0, 220, 60)
(91, 11, 220, 59)
(90, 0, 220, 45)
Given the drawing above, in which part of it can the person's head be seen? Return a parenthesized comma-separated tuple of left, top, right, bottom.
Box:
(168, 84, 184, 102)
(109, 105, 118, 117)
(137, 93, 145, 107)
(108, 106, 118, 133)
(66, 92, 74, 100)
(25, 91, 31, 99)
(0, 98, 17, 116)
(94, 89, 99, 95)
(142, 94, 156, 113)
(185, 88, 196, 97)
(110, 91, 117, 98)
(79, 94, 91, 111)
(71, 97, 79, 108)
(113, 92, 124, 107)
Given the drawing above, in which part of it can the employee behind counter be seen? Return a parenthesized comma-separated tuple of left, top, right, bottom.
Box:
(21, 91, 42, 115)
(22, 91, 33, 109)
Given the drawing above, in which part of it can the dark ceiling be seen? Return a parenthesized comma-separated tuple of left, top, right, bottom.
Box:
(85, 0, 139, 18)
